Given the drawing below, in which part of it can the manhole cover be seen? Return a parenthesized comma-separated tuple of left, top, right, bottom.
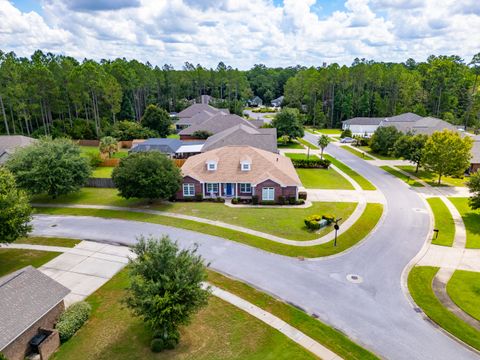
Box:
(346, 274, 363, 283)
(50, 224, 57, 227)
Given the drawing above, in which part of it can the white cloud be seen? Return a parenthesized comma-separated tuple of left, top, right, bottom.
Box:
(0, 0, 478, 68)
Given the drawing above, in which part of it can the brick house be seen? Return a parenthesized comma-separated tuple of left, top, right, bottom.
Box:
(176, 146, 301, 202)
(471, 136, 480, 173)
(0, 266, 70, 360)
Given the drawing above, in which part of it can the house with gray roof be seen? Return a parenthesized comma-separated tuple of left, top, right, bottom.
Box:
(471, 135, 480, 173)
(0, 266, 69, 360)
(202, 124, 277, 153)
(0, 135, 37, 164)
(341, 117, 384, 136)
(179, 114, 260, 140)
(271, 96, 284, 108)
(129, 138, 204, 158)
(247, 96, 263, 107)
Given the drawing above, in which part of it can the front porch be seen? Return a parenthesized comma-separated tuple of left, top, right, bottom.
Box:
(202, 182, 254, 199)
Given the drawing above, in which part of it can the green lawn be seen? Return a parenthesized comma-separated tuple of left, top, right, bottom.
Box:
(0, 249, 60, 277)
(35, 203, 383, 258)
(277, 141, 304, 149)
(15, 236, 81, 248)
(296, 168, 354, 190)
(297, 138, 319, 149)
(52, 269, 316, 360)
(340, 146, 375, 160)
(33, 188, 356, 241)
(80, 146, 128, 159)
(380, 166, 424, 187)
(449, 197, 480, 248)
(447, 270, 480, 322)
(408, 266, 480, 351)
(357, 146, 398, 160)
(397, 166, 467, 187)
(92, 167, 114, 178)
(208, 271, 378, 360)
(426, 198, 455, 246)
(284, 153, 312, 160)
(316, 129, 342, 135)
(167, 134, 180, 139)
(323, 154, 376, 190)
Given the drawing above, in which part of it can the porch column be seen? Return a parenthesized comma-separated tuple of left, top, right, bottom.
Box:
(235, 183, 238, 197)
(218, 182, 221, 197)
(202, 183, 205, 198)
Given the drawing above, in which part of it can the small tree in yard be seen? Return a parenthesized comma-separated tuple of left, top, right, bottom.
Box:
(6, 138, 91, 198)
(112, 152, 182, 201)
(467, 171, 480, 209)
(124, 235, 210, 352)
(317, 134, 331, 159)
(370, 126, 402, 156)
(0, 168, 32, 243)
(340, 128, 352, 138)
(141, 105, 172, 137)
(392, 133, 428, 172)
(271, 108, 304, 141)
(192, 130, 213, 139)
(422, 130, 473, 185)
(99, 136, 118, 158)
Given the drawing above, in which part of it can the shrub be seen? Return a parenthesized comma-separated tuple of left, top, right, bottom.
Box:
(340, 129, 352, 138)
(322, 214, 336, 224)
(192, 130, 213, 139)
(298, 191, 307, 200)
(304, 215, 322, 230)
(288, 196, 296, 205)
(296, 199, 305, 205)
(291, 158, 330, 169)
(86, 152, 102, 167)
(277, 195, 286, 205)
(151, 338, 164, 352)
(0, 353, 8, 360)
(252, 195, 259, 205)
(105, 120, 157, 141)
(353, 136, 370, 146)
(231, 197, 239, 204)
(195, 194, 203, 202)
(261, 200, 276, 205)
(215, 197, 225, 203)
(56, 301, 91, 342)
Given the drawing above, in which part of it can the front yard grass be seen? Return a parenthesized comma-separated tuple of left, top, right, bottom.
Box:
(52, 269, 316, 360)
(408, 266, 480, 351)
(295, 168, 354, 190)
(15, 236, 81, 248)
(80, 146, 128, 159)
(91, 166, 114, 178)
(33, 188, 356, 241)
(380, 166, 424, 187)
(315, 129, 342, 135)
(426, 198, 455, 246)
(448, 197, 480, 248)
(277, 141, 304, 149)
(297, 137, 319, 149)
(207, 271, 378, 360)
(324, 154, 376, 190)
(397, 166, 467, 187)
(447, 270, 480, 322)
(340, 146, 374, 160)
(357, 146, 398, 160)
(35, 203, 383, 258)
(0, 248, 60, 277)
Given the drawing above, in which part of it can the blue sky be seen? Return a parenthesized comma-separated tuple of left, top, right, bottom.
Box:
(1, 0, 479, 69)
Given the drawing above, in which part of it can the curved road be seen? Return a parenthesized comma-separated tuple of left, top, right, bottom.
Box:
(31, 133, 478, 360)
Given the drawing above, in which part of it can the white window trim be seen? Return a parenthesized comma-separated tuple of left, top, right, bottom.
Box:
(206, 183, 219, 194)
(183, 183, 195, 197)
(262, 187, 275, 201)
(207, 161, 217, 171)
(241, 163, 251, 171)
(239, 183, 252, 193)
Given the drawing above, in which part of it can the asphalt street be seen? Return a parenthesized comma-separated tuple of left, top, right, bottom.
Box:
(31, 133, 479, 359)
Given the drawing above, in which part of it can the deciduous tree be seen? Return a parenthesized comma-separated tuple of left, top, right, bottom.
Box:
(141, 105, 172, 137)
(370, 126, 402, 156)
(271, 108, 304, 141)
(392, 133, 428, 172)
(467, 171, 480, 210)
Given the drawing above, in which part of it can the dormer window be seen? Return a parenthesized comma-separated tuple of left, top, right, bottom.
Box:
(240, 155, 251, 171)
(241, 162, 251, 171)
(207, 161, 217, 171)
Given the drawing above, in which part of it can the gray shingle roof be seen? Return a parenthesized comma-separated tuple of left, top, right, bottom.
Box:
(179, 114, 258, 136)
(175, 110, 216, 126)
(341, 117, 384, 126)
(0, 135, 37, 164)
(130, 138, 183, 154)
(384, 112, 423, 123)
(176, 104, 223, 119)
(202, 124, 277, 153)
(380, 116, 458, 135)
(0, 266, 69, 350)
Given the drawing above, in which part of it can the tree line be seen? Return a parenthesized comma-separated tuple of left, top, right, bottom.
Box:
(0, 49, 479, 139)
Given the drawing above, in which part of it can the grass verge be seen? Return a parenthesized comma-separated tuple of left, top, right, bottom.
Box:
(380, 166, 423, 187)
(357, 146, 398, 160)
(298, 137, 319, 149)
(324, 154, 376, 190)
(208, 270, 378, 360)
(278, 141, 304, 149)
(0, 249, 60, 277)
(52, 269, 316, 360)
(408, 266, 480, 351)
(426, 198, 455, 246)
(447, 270, 480, 322)
(397, 166, 467, 187)
(92, 167, 114, 178)
(34, 203, 383, 258)
(295, 167, 354, 190)
(340, 146, 375, 160)
(449, 197, 480, 248)
(15, 236, 81, 248)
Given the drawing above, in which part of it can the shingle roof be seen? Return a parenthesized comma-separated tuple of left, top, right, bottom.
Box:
(176, 104, 223, 119)
(341, 117, 384, 126)
(0, 266, 69, 350)
(472, 136, 480, 164)
(181, 146, 301, 187)
(384, 112, 423, 123)
(380, 116, 458, 135)
(175, 110, 216, 126)
(178, 114, 258, 136)
(130, 138, 183, 153)
(0, 136, 37, 164)
(202, 124, 277, 153)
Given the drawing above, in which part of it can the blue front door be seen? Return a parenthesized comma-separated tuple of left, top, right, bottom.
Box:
(226, 183, 233, 197)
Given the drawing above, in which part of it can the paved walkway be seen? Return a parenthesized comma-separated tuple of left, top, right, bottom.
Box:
(306, 189, 385, 203)
(32, 203, 369, 246)
(3, 240, 341, 359)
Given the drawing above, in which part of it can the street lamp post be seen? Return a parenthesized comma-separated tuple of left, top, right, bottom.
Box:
(333, 217, 342, 247)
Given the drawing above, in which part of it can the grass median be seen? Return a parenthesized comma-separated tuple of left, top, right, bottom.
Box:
(380, 166, 423, 187)
(426, 198, 455, 246)
(408, 266, 480, 351)
(340, 146, 375, 160)
(449, 197, 480, 249)
(34, 203, 383, 258)
(447, 270, 480, 322)
(324, 154, 376, 190)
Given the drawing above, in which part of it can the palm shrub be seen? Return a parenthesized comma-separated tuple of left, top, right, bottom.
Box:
(56, 301, 91, 342)
(99, 136, 118, 158)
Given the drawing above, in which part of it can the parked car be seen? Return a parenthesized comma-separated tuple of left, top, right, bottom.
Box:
(340, 137, 355, 143)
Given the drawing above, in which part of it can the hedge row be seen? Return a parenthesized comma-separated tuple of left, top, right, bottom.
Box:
(56, 301, 91, 342)
(291, 158, 331, 169)
(304, 214, 336, 230)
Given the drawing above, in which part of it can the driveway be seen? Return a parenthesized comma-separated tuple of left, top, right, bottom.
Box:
(243, 109, 276, 124)
(31, 134, 479, 360)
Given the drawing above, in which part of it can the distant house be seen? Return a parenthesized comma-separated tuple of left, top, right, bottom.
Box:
(201, 124, 277, 153)
(341, 117, 384, 137)
(177, 146, 301, 201)
(248, 96, 263, 107)
(271, 96, 284, 108)
(175, 104, 229, 131)
(471, 136, 480, 173)
(0, 266, 69, 360)
(0, 135, 37, 164)
(129, 138, 203, 158)
(178, 114, 261, 140)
